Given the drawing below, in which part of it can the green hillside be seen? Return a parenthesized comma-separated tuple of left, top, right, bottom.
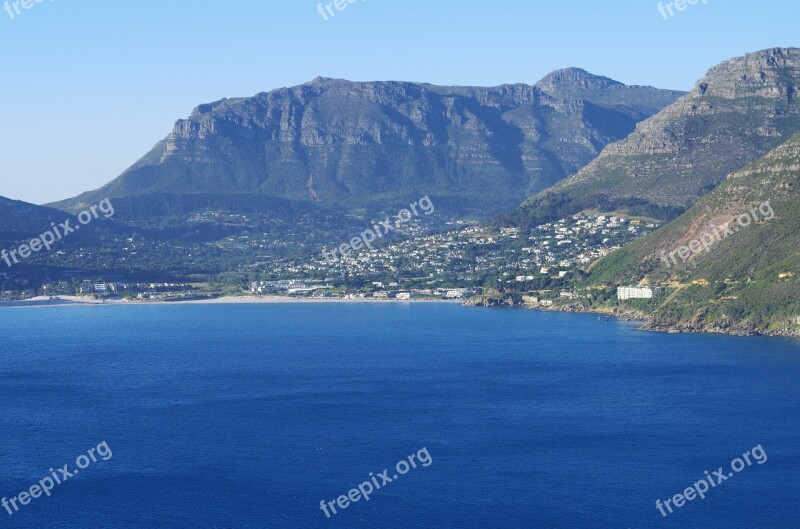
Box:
(587, 134, 800, 335)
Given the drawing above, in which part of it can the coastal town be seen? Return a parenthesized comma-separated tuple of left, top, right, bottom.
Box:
(1, 212, 663, 305)
(244, 212, 662, 296)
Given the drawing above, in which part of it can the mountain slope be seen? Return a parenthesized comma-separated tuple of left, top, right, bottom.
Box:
(510, 48, 800, 226)
(587, 133, 800, 335)
(0, 197, 75, 242)
(51, 72, 682, 219)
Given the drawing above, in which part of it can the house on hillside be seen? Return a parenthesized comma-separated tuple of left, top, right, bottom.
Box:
(617, 286, 660, 300)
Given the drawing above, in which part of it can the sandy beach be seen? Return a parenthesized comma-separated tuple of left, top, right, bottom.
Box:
(0, 295, 460, 309)
(0, 295, 116, 309)
(178, 295, 459, 305)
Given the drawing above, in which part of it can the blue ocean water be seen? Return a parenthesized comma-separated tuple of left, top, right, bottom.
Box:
(0, 303, 797, 528)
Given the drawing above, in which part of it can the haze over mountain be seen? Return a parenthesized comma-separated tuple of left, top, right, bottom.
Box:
(509, 48, 800, 226)
(51, 71, 682, 219)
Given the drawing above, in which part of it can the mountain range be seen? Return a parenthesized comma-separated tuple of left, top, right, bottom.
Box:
(49, 71, 682, 219)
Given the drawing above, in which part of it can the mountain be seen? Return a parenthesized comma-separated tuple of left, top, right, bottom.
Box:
(51, 73, 682, 220)
(509, 48, 800, 226)
(586, 133, 800, 335)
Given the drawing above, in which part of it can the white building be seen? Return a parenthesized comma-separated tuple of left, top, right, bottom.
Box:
(617, 286, 658, 300)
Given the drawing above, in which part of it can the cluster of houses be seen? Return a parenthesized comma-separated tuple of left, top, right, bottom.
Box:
(249, 280, 334, 295)
(36, 281, 195, 296)
(249, 280, 476, 300)
(258, 213, 658, 291)
(343, 288, 476, 300)
(519, 214, 657, 273)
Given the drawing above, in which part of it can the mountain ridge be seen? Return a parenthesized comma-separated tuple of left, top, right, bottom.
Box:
(0, 197, 79, 243)
(508, 47, 800, 226)
(50, 71, 683, 219)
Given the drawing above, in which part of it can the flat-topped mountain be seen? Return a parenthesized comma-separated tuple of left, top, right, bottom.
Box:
(510, 48, 800, 226)
(51, 73, 682, 219)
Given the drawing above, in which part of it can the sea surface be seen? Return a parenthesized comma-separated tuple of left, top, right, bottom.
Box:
(0, 303, 797, 528)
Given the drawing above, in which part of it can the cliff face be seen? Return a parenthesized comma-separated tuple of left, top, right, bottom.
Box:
(512, 48, 800, 226)
(52, 72, 682, 219)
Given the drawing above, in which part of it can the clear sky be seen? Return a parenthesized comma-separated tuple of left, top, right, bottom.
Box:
(1, 0, 797, 204)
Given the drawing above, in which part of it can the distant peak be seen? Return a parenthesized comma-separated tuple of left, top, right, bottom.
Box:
(536, 68, 622, 94)
(308, 76, 347, 85)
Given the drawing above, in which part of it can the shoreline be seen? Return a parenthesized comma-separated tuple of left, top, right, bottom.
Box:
(0, 295, 461, 309)
(508, 302, 800, 340)
(4, 295, 796, 340)
(169, 296, 460, 305)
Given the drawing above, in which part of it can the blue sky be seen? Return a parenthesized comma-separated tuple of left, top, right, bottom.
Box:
(1, 0, 797, 204)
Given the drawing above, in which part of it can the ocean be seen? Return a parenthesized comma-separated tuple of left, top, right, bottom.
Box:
(0, 303, 797, 528)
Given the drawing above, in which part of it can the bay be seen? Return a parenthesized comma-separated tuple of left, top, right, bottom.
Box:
(0, 303, 797, 528)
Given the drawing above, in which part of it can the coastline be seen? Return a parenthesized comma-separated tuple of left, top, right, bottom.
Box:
(0, 295, 461, 309)
(169, 296, 460, 305)
(4, 295, 796, 339)
(505, 301, 800, 339)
